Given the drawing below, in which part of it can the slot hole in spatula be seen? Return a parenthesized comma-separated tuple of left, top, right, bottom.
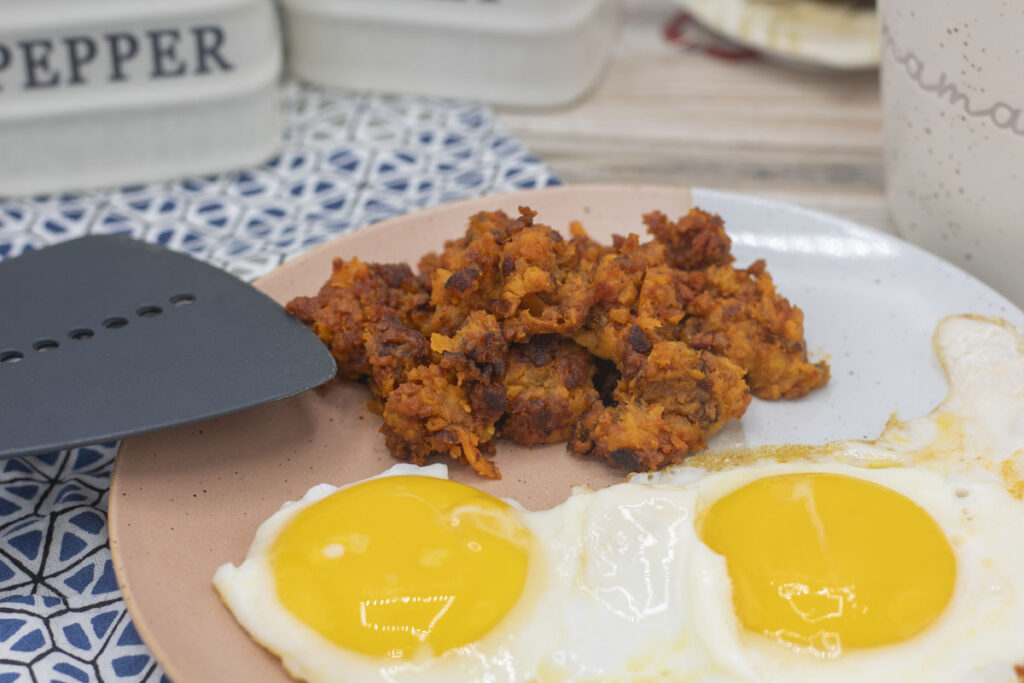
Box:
(69, 329, 94, 341)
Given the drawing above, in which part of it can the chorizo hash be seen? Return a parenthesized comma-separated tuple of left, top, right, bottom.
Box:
(286, 206, 829, 479)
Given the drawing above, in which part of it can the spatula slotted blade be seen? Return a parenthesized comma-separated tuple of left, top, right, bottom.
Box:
(0, 235, 336, 459)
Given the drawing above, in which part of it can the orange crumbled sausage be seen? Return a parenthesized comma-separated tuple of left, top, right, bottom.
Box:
(288, 206, 829, 478)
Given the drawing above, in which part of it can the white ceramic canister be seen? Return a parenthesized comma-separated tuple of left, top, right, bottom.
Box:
(280, 0, 620, 108)
(0, 0, 283, 196)
(880, 0, 1024, 307)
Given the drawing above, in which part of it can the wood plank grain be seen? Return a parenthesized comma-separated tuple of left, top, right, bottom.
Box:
(498, 0, 891, 233)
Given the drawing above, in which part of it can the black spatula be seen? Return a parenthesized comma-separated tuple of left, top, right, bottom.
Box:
(0, 235, 336, 459)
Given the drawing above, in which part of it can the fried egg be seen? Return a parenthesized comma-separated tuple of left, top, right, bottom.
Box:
(213, 463, 575, 682)
(215, 315, 1024, 682)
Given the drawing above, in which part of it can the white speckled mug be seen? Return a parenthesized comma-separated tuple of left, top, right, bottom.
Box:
(880, 0, 1024, 307)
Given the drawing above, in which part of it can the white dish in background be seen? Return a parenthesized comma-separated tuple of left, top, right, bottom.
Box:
(0, 0, 283, 196)
(674, 0, 879, 70)
(280, 0, 621, 107)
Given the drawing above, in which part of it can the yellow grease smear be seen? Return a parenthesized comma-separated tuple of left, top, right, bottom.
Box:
(682, 443, 824, 472)
(699, 472, 956, 658)
(1001, 456, 1024, 501)
(271, 476, 531, 659)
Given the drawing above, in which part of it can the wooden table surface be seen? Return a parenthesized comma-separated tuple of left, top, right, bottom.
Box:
(500, 0, 891, 234)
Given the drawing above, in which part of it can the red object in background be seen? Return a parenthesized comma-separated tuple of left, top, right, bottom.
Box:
(664, 12, 760, 61)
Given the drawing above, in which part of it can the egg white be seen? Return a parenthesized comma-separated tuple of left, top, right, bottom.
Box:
(217, 315, 1024, 682)
(783, 315, 1024, 492)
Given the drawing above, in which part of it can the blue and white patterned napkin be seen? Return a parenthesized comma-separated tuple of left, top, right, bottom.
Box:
(0, 82, 559, 682)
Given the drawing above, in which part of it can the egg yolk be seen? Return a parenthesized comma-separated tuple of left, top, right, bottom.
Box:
(270, 476, 531, 659)
(699, 473, 956, 657)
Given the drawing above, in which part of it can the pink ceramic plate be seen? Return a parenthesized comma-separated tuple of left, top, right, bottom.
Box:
(109, 185, 1024, 681)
